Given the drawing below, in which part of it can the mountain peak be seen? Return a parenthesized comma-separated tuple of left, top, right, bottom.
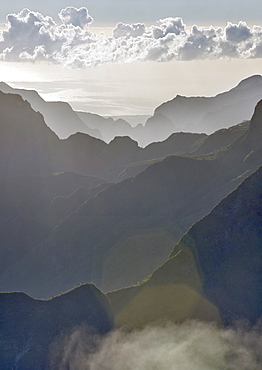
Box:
(235, 74, 262, 89)
(249, 99, 262, 132)
(109, 135, 139, 147)
(0, 81, 11, 89)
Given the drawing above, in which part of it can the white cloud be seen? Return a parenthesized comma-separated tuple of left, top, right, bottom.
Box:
(178, 25, 221, 61)
(58, 7, 93, 28)
(52, 321, 262, 370)
(113, 22, 145, 38)
(150, 17, 186, 39)
(225, 21, 252, 43)
(0, 8, 262, 67)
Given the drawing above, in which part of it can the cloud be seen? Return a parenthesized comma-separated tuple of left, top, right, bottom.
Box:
(0, 8, 262, 67)
(58, 7, 93, 28)
(52, 321, 262, 370)
(0, 8, 97, 64)
(150, 17, 186, 39)
(225, 21, 252, 43)
(113, 22, 145, 38)
(49, 325, 100, 370)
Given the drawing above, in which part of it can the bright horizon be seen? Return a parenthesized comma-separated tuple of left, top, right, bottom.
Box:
(0, 2, 261, 116)
(1, 59, 261, 117)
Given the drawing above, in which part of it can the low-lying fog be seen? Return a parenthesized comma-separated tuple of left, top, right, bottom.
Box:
(51, 320, 262, 370)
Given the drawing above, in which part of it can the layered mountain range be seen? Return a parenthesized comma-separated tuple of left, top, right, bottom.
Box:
(1, 74, 261, 146)
(0, 77, 262, 368)
(0, 85, 261, 299)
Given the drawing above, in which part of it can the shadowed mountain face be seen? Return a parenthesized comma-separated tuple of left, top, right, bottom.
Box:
(0, 284, 113, 369)
(1, 98, 261, 299)
(108, 165, 262, 328)
(118, 121, 249, 180)
(0, 91, 58, 176)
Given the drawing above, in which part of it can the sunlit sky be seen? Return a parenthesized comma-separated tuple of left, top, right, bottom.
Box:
(0, 1, 261, 116)
(1, 1, 262, 26)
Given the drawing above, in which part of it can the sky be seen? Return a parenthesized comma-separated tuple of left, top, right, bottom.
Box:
(0, 1, 262, 116)
(1, 1, 262, 26)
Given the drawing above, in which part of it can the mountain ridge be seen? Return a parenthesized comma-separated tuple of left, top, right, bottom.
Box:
(1, 75, 261, 146)
(1, 99, 261, 298)
(0, 283, 113, 369)
(108, 163, 262, 328)
(0, 82, 102, 139)
(154, 74, 262, 134)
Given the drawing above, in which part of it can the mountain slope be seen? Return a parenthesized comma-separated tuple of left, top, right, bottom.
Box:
(154, 74, 262, 133)
(118, 122, 249, 181)
(2, 100, 261, 298)
(0, 284, 113, 369)
(0, 87, 251, 182)
(0, 85, 261, 300)
(192, 121, 249, 155)
(77, 111, 133, 143)
(0, 82, 102, 139)
(2, 75, 259, 147)
(0, 91, 58, 176)
(108, 164, 262, 327)
(0, 172, 107, 288)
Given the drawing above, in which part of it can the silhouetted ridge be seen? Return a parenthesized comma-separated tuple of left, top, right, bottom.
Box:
(225, 99, 262, 161)
(235, 74, 262, 89)
(154, 74, 262, 134)
(170, 165, 262, 324)
(0, 91, 58, 175)
(248, 99, 262, 132)
(0, 82, 102, 139)
(0, 283, 113, 369)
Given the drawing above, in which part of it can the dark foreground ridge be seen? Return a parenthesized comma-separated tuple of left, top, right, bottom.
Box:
(0, 284, 113, 369)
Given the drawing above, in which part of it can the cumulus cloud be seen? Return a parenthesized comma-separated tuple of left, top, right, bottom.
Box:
(0, 8, 97, 65)
(225, 21, 252, 43)
(0, 8, 262, 67)
(151, 17, 186, 39)
(52, 321, 262, 370)
(113, 22, 145, 38)
(58, 7, 93, 28)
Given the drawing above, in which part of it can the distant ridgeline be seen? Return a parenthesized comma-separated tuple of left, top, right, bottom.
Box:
(0, 74, 261, 146)
(0, 79, 262, 367)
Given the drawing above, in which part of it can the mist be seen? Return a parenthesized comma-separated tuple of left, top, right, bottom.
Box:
(51, 320, 262, 370)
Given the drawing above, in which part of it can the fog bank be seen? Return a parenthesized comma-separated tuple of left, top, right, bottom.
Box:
(52, 320, 262, 370)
